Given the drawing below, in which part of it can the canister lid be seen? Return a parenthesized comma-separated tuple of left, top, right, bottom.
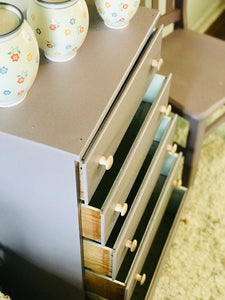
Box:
(0, 3, 23, 37)
(35, 0, 79, 8)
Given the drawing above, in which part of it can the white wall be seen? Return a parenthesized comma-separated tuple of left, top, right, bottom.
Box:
(187, 0, 225, 32)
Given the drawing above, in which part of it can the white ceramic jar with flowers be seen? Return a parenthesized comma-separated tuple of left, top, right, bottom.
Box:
(94, 0, 140, 29)
(27, 0, 89, 62)
(0, 3, 39, 107)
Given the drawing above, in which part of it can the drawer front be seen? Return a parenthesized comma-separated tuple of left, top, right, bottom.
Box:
(124, 153, 183, 299)
(132, 187, 190, 300)
(81, 111, 176, 245)
(80, 25, 164, 204)
(112, 130, 179, 279)
(83, 114, 177, 277)
(84, 153, 184, 300)
(101, 77, 172, 246)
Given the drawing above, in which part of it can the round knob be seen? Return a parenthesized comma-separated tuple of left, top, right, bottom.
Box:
(152, 58, 163, 71)
(99, 155, 114, 170)
(160, 104, 172, 116)
(125, 239, 138, 252)
(115, 203, 128, 216)
(180, 217, 188, 224)
(135, 273, 146, 285)
(173, 179, 182, 188)
(167, 143, 177, 153)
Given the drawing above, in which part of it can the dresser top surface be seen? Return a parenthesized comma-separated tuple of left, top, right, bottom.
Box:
(0, 3, 159, 157)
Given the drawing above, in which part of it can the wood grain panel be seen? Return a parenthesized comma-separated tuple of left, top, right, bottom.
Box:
(81, 206, 101, 242)
(84, 270, 125, 300)
(83, 241, 113, 276)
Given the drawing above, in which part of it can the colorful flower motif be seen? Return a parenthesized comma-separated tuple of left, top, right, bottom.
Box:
(98, 8, 102, 14)
(128, 10, 133, 16)
(66, 45, 72, 50)
(83, 12, 87, 19)
(36, 28, 41, 35)
(47, 41, 55, 48)
(65, 29, 71, 36)
(119, 18, 125, 22)
(79, 26, 84, 33)
(17, 72, 28, 84)
(27, 53, 33, 62)
(72, 46, 78, 52)
(105, 2, 110, 8)
(3, 90, 11, 96)
(54, 52, 61, 56)
(30, 75, 35, 83)
(17, 77, 25, 84)
(10, 53, 20, 62)
(112, 12, 118, 17)
(123, 4, 129, 9)
(0, 67, 8, 75)
(17, 90, 24, 96)
(70, 18, 76, 25)
(49, 24, 57, 31)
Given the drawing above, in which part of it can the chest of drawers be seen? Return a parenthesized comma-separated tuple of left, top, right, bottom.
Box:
(0, 2, 189, 300)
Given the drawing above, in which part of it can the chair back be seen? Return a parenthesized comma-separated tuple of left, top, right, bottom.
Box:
(141, 0, 187, 28)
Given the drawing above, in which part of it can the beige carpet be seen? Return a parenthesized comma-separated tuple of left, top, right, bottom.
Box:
(0, 292, 10, 300)
(153, 112, 225, 299)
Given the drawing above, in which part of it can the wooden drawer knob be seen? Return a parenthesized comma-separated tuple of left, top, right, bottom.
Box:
(125, 239, 138, 252)
(152, 58, 163, 71)
(136, 273, 146, 285)
(167, 143, 177, 153)
(173, 179, 182, 188)
(160, 104, 172, 116)
(115, 203, 128, 216)
(99, 155, 114, 170)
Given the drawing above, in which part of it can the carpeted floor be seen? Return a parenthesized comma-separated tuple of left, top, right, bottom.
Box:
(153, 109, 225, 299)
(0, 292, 10, 300)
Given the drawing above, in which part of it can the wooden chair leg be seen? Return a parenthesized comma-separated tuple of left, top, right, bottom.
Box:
(182, 116, 206, 187)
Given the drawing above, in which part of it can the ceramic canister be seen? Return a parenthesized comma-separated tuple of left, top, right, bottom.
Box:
(94, 0, 140, 29)
(0, 2, 39, 107)
(27, 0, 89, 62)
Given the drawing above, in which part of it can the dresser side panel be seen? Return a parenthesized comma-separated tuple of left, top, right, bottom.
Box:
(0, 132, 84, 299)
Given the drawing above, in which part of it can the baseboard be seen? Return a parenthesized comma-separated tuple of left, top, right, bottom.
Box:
(190, 2, 225, 33)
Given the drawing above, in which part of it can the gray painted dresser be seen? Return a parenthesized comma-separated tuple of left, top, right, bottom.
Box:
(0, 1, 189, 299)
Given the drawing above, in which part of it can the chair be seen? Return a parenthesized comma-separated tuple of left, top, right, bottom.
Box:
(141, 0, 225, 187)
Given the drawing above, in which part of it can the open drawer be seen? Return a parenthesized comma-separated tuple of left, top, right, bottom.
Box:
(83, 149, 183, 280)
(131, 187, 190, 299)
(81, 109, 177, 245)
(84, 153, 185, 299)
(80, 25, 165, 204)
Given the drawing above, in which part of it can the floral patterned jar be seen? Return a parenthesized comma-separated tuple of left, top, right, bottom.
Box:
(0, 3, 39, 107)
(27, 0, 89, 62)
(94, 0, 140, 29)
